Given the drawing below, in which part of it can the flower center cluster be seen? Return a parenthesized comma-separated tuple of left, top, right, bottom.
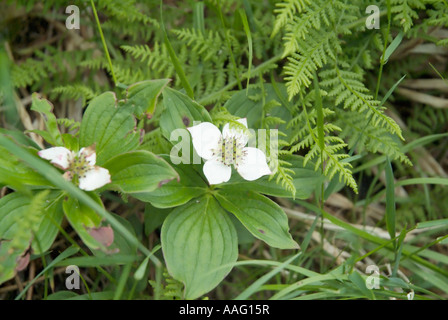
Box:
(213, 136, 247, 167)
(69, 152, 90, 179)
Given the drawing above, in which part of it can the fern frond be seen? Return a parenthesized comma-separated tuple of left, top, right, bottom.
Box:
(268, 127, 296, 197)
(320, 64, 404, 140)
(210, 107, 239, 126)
(112, 63, 147, 86)
(391, 0, 426, 32)
(205, 0, 240, 13)
(408, 105, 448, 136)
(336, 109, 411, 165)
(273, 155, 297, 197)
(314, 139, 357, 192)
(288, 98, 358, 193)
(172, 28, 224, 61)
(426, 2, 448, 46)
(282, 0, 340, 57)
(272, 0, 311, 36)
(52, 84, 97, 105)
(140, 128, 172, 155)
(121, 43, 174, 77)
(284, 29, 340, 98)
(97, 0, 159, 27)
(56, 118, 81, 133)
(79, 56, 107, 71)
(11, 58, 49, 88)
(148, 271, 184, 300)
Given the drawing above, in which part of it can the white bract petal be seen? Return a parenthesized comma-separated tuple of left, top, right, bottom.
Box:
(222, 118, 249, 145)
(237, 147, 272, 181)
(203, 157, 232, 185)
(187, 122, 222, 160)
(38, 147, 73, 170)
(78, 166, 111, 191)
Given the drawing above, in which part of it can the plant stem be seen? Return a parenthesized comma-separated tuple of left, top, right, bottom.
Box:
(90, 0, 117, 86)
(198, 53, 283, 105)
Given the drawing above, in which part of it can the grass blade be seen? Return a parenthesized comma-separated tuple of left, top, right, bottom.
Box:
(238, 9, 253, 94)
(234, 253, 301, 300)
(89, 0, 117, 86)
(160, 1, 194, 99)
(313, 72, 325, 151)
(385, 157, 396, 243)
(15, 246, 79, 300)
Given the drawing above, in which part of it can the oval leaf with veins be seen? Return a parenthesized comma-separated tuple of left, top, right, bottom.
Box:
(104, 150, 179, 194)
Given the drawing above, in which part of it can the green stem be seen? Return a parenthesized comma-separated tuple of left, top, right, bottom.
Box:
(90, 0, 117, 86)
(199, 53, 283, 105)
(374, 3, 392, 101)
(160, 1, 194, 99)
(217, 2, 242, 90)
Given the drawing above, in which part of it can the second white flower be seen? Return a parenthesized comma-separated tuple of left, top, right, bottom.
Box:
(187, 119, 272, 185)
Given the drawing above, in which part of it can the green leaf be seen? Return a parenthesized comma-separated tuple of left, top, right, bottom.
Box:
(0, 193, 32, 284)
(27, 130, 56, 147)
(62, 133, 79, 151)
(221, 154, 321, 199)
(32, 192, 64, 254)
(30, 93, 63, 146)
(160, 87, 212, 141)
(382, 31, 404, 64)
(144, 204, 171, 236)
(161, 195, 238, 299)
(215, 189, 299, 249)
(133, 159, 207, 208)
(0, 193, 29, 239)
(0, 144, 51, 188)
(104, 150, 179, 194)
(59, 291, 115, 300)
(224, 84, 291, 133)
(46, 291, 79, 300)
(110, 213, 138, 255)
(0, 128, 40, 149)
(124, 79, 170, 118)
(134, 256, 151, 281)
(348, 271, 376, 300)
(417, 218, 448, 229)
(55, 254, 136, 267)
(385, 157, 396, 242)
(0, 191, 50, 284)
(62, 194, 103, 250)
(229, 213, 256, 245)
(79, 92, 139, 165)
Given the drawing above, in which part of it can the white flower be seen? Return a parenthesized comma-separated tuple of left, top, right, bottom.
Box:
(38, 145, 111, 191)
(187, 119, 272, 185)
